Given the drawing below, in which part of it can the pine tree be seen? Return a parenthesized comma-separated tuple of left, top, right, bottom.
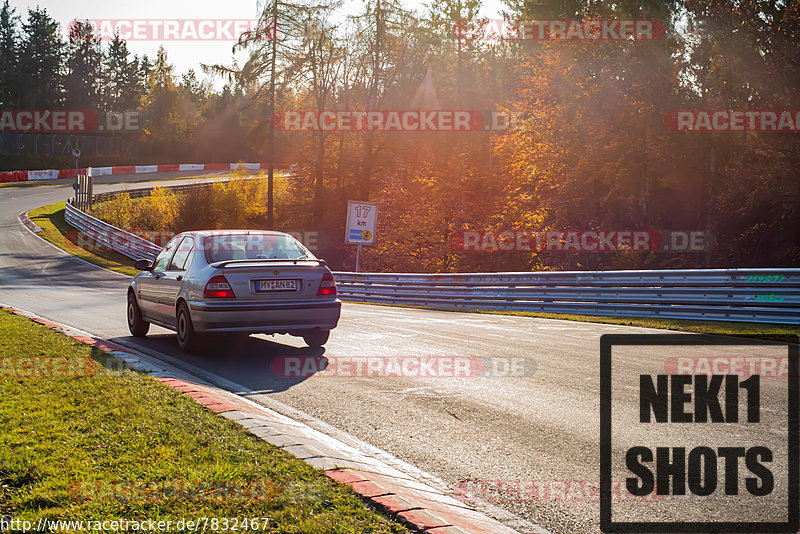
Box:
(103, 32, 135, 110)
(19, 7, 64, 108)
(181, 69, 208, 104)
(136, 55, 152, 103)
(0, 0, 20, 108)
(142, 46, 181, 146)
(65, 19, 103, 108)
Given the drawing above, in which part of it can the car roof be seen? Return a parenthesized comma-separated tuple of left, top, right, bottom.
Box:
(177, 230, 292, 239)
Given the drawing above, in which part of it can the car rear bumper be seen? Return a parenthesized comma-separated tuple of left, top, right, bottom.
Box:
(188, 299, 341, 334)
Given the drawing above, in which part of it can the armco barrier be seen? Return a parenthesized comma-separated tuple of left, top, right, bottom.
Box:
(90, 181, 234, 204)
(333, 271, 800, 324)
(64, 200, 162, 261)
(63, 177, 274, 260)
(60, 185, 800, 324)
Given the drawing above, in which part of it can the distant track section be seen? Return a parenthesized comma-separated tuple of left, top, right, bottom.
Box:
(0, 162, 286, 182)
(57, 181, 800, 325)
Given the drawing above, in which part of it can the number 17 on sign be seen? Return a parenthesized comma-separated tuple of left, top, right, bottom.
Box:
(345, 200, 379, 272)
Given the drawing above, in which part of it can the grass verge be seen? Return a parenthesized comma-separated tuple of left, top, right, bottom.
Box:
(0, 181, 61, 188)
(27, 201, 139, 276)
(0, 308, 408, 533)
(26, 201, 796, 340)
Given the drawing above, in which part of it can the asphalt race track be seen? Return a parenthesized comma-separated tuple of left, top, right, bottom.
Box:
(0, 175, 794, 533)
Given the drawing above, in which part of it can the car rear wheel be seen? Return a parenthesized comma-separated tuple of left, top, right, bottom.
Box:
(302, 329, 330, 348)
(127, 292, 149, 337)
(176, 302, 201, 352)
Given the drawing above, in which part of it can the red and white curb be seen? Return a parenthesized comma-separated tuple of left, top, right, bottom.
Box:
(0, 303, 548, 534)
(18, 211, 42, 233)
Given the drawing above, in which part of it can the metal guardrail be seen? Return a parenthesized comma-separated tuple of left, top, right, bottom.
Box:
(333, 271, 800, 325)
(65, 200, 162, 261)
(91, 181, 241, 204)
(62, 184, 800, 325)
(65, 177, 270, 261)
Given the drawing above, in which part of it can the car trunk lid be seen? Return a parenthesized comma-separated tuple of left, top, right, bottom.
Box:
(213, 260, 329, 300)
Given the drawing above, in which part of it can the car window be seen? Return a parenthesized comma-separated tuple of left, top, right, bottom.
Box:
(168, 237, 194, 271)
(179, 241, 195, 270)
(204, 233, 315, 264)
(152, 238, 179, 271)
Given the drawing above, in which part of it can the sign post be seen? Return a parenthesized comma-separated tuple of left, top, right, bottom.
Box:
(345, 200, 378, 272)
(72, 145, 81, 175)
(72, 145, 81, 205)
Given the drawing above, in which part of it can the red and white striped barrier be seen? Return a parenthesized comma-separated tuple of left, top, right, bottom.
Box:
(0, 162, 281, 183)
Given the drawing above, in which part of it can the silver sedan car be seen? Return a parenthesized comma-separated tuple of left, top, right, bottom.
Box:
(127, 230, 341, 352)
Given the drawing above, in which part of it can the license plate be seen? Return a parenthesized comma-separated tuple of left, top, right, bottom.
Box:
(255, 279, 298, 292)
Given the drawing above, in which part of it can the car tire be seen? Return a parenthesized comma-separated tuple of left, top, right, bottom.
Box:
(302, 329, 330, 348)
(127, 292, 150, 337)
(176, 302, 201, 353)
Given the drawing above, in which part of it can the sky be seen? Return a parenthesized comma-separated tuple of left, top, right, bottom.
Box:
(11, 0, 505, 89)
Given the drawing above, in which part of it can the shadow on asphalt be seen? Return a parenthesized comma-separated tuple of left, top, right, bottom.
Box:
(0, 254, 127, 289)
(111, 332, 327, 394)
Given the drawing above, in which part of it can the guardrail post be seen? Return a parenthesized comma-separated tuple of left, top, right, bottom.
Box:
(87, 168, 93, 211)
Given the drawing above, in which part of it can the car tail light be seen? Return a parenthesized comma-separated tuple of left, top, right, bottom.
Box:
(204, 275, 235, 298)
(317, 272, 337, 296)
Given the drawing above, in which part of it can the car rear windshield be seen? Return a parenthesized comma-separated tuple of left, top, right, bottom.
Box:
(203, 233, 316, 263)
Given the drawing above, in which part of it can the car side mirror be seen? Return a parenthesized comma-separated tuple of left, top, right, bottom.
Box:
(135, 259, 153, 271)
